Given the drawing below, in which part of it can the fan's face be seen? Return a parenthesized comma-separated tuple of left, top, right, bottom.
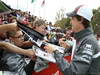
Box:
(35, 25, 47, 35)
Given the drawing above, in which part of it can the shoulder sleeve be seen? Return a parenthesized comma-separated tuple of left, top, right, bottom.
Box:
(54, 38, 96, 75)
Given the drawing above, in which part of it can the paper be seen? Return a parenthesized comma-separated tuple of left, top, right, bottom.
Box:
(70, 38, 76, 61)
(32, 45, 56, 63)
(46, 43, 65, 54)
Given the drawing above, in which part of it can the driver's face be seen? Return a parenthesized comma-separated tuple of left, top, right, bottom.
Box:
(70, 17, 81, 32)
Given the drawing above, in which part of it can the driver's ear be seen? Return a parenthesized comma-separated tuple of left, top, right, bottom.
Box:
(79, 17, 83, 24)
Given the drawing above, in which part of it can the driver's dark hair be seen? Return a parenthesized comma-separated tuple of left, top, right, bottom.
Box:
(74, 15, 90, 28)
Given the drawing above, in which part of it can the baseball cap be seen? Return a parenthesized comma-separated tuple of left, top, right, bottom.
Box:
(66, 5, 93, 21)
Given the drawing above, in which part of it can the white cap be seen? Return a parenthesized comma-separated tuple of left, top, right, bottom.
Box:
(67, 5, 93, 21)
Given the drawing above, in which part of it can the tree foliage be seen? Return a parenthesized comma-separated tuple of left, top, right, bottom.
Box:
(91, 7, 100, 34)
(55, 8, 71, 29)
(55, 8, 65, 21)
(55, 18, 71, 29)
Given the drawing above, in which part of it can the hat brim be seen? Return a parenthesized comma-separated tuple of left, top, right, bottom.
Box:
(66, 11, 77, 17)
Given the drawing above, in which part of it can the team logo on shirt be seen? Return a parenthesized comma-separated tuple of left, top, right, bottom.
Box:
(85, 44, 92, 49)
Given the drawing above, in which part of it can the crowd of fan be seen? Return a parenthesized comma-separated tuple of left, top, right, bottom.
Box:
(0, 9, 74, 75)
(0, 9, 75, 44)
(0, 8, 100, 75)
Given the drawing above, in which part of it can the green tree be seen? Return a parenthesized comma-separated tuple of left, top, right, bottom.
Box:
(91, 7, 100, 34)
(55, 8, 71, 29)
(55, 8, 65, 21)
(55, 18, 71, 29)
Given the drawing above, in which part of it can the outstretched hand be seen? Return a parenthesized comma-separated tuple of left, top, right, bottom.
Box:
(25, 49, 36, 58)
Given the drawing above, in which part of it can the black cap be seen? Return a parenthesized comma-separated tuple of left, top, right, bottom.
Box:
(66, 5, 84, 17)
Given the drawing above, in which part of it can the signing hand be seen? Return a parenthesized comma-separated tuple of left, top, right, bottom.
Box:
(59, 38, 71, 48)
(44, 44, 55, 53)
